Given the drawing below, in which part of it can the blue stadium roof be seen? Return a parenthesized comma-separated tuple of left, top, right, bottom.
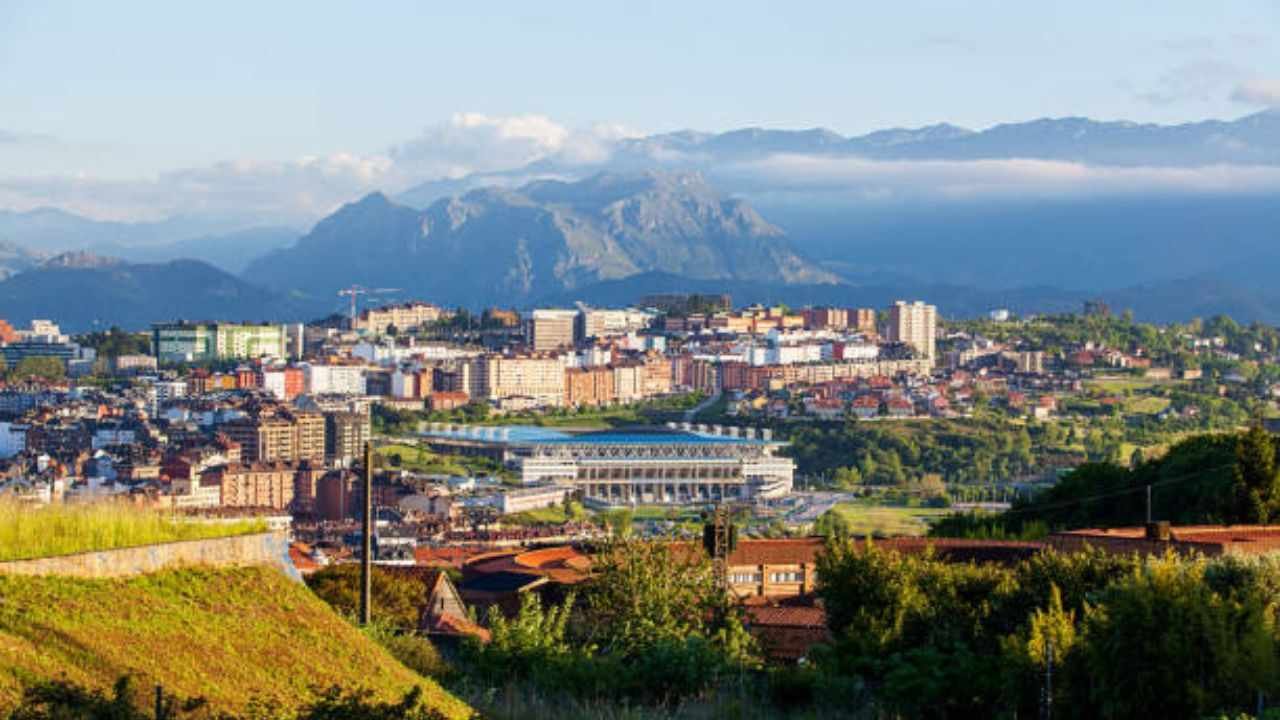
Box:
(421, 425, 773, 445)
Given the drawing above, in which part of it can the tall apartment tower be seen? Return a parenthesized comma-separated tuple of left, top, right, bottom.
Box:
(888, 300, 937, 363)
(528, 309, 579, 352)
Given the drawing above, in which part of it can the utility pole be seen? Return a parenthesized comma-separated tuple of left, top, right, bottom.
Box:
(1041, 637, 1053, 720)
(1146, 484, 1152, 525)
(359, 441, 373, 626)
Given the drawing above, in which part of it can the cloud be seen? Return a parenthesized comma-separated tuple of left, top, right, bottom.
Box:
(1135, 59, 1241, 106)
(721, 154, 1280, 202)
(388, 113, 637, 179)
(1231, 78, 1280, 106)
(0, 153, 395, 224)
(0, 129, 57, 146)
(0, 113, 641, 223)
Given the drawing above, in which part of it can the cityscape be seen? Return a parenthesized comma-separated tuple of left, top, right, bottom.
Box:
(4, 3, 1280, 719)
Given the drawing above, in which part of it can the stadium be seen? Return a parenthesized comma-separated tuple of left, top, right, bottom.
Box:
(420, 423, 795, 505)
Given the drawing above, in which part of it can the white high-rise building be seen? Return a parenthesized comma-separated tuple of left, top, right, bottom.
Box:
(888, 300, 937, 364)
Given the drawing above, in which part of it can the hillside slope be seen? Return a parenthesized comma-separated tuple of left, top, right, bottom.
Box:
(0, 567, 471, 718)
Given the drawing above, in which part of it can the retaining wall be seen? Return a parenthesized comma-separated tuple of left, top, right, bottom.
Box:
(0, 531, 300, 580)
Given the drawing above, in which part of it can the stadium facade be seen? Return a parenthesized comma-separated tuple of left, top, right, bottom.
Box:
(420, 424, 794, 505)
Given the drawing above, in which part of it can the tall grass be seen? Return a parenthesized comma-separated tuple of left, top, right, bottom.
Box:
(0, 500, 267, 561)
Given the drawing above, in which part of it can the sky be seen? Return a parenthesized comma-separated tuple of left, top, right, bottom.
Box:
(1, 1, 1278, 222)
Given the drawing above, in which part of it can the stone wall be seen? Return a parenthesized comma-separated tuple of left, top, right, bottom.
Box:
(0, 531, 300, 580)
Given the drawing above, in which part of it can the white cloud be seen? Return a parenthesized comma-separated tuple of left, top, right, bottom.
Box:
(388, 113, 633, 179)
(0, 112, 643, 223)
(1231, 78, 1280, 106)
(0, 153, 396, 224)
(1135, 59, 1240, 106)
(722, 154, 1280, 201)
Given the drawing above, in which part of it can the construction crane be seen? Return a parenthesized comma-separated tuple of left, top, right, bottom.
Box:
(337, 285, 401, 329)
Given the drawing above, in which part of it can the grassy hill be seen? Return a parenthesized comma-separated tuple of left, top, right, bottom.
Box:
(0, 566, 471, 718)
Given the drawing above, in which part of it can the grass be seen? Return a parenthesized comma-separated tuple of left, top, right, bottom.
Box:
(1086, 375, 1181, 394)
(0, 501, 267, 562)
(1123, 396, 1171, 415)
(0, 566, 471, 717)
(505, 506, 571, 525)
(827, 503, 952, 537)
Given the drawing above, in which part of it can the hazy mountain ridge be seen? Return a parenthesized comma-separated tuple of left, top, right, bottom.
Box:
(244, 172, 836, 311)
(0, 258, 300, 331)
(0, 208, 298, 273)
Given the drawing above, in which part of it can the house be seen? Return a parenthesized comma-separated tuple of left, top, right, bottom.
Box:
(743, 605, 830, 663)
(803, 397, 844, 421)
(851, 394, 880, 419)
(885, 397, 914, 418)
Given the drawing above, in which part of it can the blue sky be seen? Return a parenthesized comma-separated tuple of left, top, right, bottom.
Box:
(0, 1, 1277, 220)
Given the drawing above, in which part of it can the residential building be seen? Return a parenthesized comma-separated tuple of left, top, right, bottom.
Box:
(578, 308, 654, 340)
(152, 322, 287, 363)
(357, 302, 448, 335)
(305, 363, 366, 396)
(325, 411, 371, 466)
(528, 309, 578, 351)
(470, 354, 566, 408)
(887, 300, 937, 364)
(206, 462, 296, 510)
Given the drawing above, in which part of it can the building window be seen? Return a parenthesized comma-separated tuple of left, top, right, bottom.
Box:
(729, 572, 762, 584)
(769, 571, 803, 583)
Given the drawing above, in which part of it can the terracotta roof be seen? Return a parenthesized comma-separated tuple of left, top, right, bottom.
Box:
(427, 612, 491, 642)
(288, 542, 321, 574)
(744, 605, 827, 628)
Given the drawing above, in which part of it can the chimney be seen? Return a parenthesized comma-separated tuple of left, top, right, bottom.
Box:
(1145, 521, 1171, 542)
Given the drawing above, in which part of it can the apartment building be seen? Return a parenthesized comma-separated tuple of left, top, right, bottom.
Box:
(357, 302, 448, 335)
(152, 322, 287, 363)
(325, 411, 371, 467)
(579, 308, 654, 340)
(852, 308, 877, 335)
(801, 307, 848, 330)
(304, 363, 366, 395)
(887, 300, 937, 364)
(207, 462, 296, 510)
(565, 366, 616, 408)
(528, 309, 578, 351)
(221, 409, 324, 464)
(469, 354, 566, 408)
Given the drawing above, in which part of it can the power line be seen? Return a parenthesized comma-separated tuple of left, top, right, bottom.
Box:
(991, 463, 1235, 518)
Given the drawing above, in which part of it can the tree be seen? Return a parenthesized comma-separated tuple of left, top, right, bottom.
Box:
(8, 356, 65, 382)
(1229, 424, 1279, 523)
(584, 539, 723, 655)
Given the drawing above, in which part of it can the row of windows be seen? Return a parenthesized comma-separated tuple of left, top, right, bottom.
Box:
(577, 466, 743, 480)
(729, 571, 805, 584)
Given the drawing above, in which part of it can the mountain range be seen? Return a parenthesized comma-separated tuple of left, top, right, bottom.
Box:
(0, 255, 298, 331)
(2, 111, 1280, 329)
(243, 172, 835, 309)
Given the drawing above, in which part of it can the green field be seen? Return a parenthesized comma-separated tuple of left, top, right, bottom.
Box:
(826, 503, 953, 537)
(1123, 395, 1172, 414)
(0, 567, 470, 717)
(378, 442, 510, 479)
(1086, 375, 1181, 394)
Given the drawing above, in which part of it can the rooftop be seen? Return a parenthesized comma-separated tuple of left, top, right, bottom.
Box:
(422, 425, 776, 446)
